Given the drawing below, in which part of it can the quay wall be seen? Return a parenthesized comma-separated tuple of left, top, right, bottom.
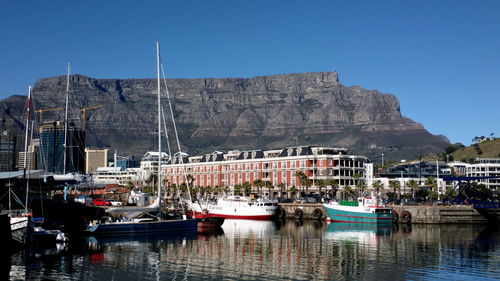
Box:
(391, 205, 499, 224)
(278, 203, 499, 223)
(278, 203, 326, 220)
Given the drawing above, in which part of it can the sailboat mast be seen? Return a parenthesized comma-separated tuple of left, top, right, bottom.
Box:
(156, 42, 162, 214)
(24, 86, 31, 210)
(23, 86, 31, 171)
(63, 63, 70, 174)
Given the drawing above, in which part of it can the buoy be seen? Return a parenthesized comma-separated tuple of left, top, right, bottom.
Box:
(294, 208, 303, 219)
(400, 210, 412, 224)
(312, 208, 323, 220)
(392, 210, 399, 223)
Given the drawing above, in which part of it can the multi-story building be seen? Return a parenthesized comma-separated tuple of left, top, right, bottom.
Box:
(380, 161, 452, 179)
(164, 146, 369, 197)
(93, 166, 141, 186)
(85, 148, 109, 174)
(0, 129, 16, 172)
(39, 121, 85, 174)
(139, 151, 169, 181)
(465, 158, 500, 190)
(18, 139, 39, 170)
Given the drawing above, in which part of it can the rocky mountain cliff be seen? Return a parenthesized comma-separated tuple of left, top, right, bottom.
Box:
(1, 71, 449, 161)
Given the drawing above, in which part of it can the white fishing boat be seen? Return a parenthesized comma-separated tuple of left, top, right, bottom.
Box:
(193, 196, 278, 220)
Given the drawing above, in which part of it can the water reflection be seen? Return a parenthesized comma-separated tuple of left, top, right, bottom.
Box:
(9, 221, 500, 280)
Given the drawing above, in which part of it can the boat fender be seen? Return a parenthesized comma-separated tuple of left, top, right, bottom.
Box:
(400, 211, 412, 224)
(294, 208, 303, 219)
(277, 206, 286, 219)
(392, 210, 399, 223)
(312, 208, 323, 220)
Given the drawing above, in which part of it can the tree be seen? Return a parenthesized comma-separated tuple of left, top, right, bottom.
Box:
(326, 178, 339, 199)
(302, 178, 312, 195)
(372, 180, 384, 195)
(343, 186, 355, 200)
(265, 181, 274, 198)
(277, 183, 286, 198)
(233, 184, 242, 196)
(242, 181, 251, 196)
(253, 179, 264, 196)
(295, 171, 306, 194)
(316, 179, 325, 196)
(389, 181, 400, 199)
(407, 179, 418, 199)
(353, 173, 366, 197)
(289, 186, 299, 199)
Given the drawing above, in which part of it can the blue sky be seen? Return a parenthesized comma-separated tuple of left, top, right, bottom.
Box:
(1, 0, 498, 145)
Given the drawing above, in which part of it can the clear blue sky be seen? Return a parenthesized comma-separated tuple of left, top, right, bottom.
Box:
(1, 0, 498, 145)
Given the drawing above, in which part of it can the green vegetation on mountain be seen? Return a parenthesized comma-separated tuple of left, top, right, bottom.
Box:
(450, 138, 500, 163)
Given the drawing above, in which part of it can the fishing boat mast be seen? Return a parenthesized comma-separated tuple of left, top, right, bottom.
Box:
(63, 63, 70, 174)
(156, 42, 162, 216)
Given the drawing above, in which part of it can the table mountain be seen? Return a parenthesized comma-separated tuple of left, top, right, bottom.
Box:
(1, 71, 449, 161)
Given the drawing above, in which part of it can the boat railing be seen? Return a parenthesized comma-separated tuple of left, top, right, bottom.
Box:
(339, 201, 359, 207)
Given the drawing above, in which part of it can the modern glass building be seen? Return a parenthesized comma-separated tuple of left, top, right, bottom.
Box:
(39, 121, 85, 174)
(0, 129, 16, 172)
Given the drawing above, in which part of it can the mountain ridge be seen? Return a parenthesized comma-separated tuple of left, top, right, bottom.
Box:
(0, 71, 448, 161)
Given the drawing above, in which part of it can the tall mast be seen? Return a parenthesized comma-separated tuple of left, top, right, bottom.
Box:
(23, 86, 31, 171)
(24, 86, 31, 210)
(63, 63, 70, 174)
(156, 42, 162, 214)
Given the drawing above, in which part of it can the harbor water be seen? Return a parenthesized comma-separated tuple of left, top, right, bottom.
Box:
(5, 220, 500, 280)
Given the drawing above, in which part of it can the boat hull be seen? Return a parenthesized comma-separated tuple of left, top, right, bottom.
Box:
(86, 219, 198, 236)
(194, 212, 275, 220)
(323, 205, 393, 224)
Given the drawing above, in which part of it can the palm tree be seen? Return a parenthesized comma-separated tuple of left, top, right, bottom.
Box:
(253, 179, 264, 196)
(265, 181, 274, 198)
(425, 176, 437, 201)
(277, 183, 286, 199)
(233, 184, 242, 196)
(343, 185, 354, 200)
(353, 173, 366, 197)
(295, 171, 306, 194)
(242, 181, 251, 196)
(302, 178, 312, 196)
(407, 179, 418, 199)
(290, 186, 299, 199)
(372, 180, 384, 195)
(316, 179, 325, 196)
(389, 181, 400, 198)
(326, 178, 339, 199)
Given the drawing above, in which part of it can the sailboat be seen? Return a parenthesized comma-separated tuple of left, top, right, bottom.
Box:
(5, 86, 33, 246)
(85, 42, 198, 236)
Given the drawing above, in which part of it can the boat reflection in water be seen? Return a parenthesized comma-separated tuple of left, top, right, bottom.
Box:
(221, 219, 278, 238)
(9, 221, 499, 281)
(323, 223, 393, 243)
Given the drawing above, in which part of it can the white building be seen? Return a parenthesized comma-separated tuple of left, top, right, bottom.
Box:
(139, 151, 169, 181)
(466, 158, 500, 190)
(93, 166, 141, 186)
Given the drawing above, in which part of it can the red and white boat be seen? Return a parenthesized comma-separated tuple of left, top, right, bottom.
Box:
(193, 196, 278, 220)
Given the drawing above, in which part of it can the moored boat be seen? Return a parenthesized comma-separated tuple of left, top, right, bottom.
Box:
(193, 196, 278, 220)
(323, 197, 393, 224)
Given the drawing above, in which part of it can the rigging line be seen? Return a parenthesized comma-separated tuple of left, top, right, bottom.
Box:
(160, 63, 193, 208)
(160, 106, 173, 163)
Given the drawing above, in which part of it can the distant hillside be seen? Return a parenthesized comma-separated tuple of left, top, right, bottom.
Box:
(450, 139, 500, 162)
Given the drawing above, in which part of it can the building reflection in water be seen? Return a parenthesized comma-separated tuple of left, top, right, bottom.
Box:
(8, 220, 500, 280)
